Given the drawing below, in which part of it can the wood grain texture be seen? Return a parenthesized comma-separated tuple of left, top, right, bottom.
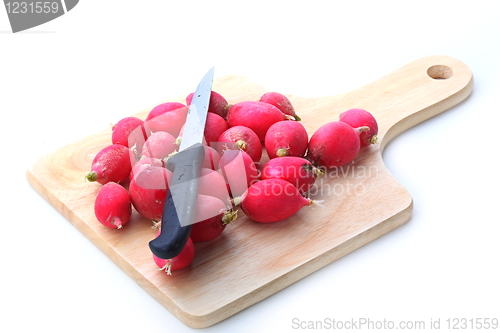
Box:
(26, 55, 472, 328)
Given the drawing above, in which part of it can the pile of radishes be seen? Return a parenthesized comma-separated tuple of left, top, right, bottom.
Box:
(86, 90, 378, 275)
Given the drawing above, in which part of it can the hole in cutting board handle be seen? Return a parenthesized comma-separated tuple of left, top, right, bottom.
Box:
(427, 65, 453, 80)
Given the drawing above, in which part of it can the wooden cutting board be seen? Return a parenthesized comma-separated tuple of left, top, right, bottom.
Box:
(26, 55, 473, 328)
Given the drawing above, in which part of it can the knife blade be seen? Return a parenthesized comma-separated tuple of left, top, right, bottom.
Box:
(179, 67, 214, 151)
(149, 67, 214, 260)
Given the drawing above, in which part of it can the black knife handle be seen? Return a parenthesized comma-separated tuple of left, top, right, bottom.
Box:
(149, 143, 205, 259)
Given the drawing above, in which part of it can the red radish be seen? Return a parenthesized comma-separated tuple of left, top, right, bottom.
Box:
(146, 102, 186, 121)
(86, 144, 134, 185)
(153, 236, 195, 275)
(264, 120, 308, 158)
(186, 91, 230, 119)
(204, 112, 229, 146)
(191, 212, 231, 243)
(306, 121, 367, 168)
(129, 166, 172, 221)
(259, 92, 300, 121)
(226, 101, 294, 141)
(145, 104, 188, 137)
(141, 131, 177, 160)
(94, 182, 132, 229)
(111, 117, 149, 150)
(190, 194, 237, 242)
(176, 112, 228, 147)
(218, 149, 259, 198)
(238, 178, 316, 223)
(339, 108, 378, 147)
(218, 126, 262, 162)
(130, 157, 164, 180)
(261, 156, 323, 194)
(198, 168, 231, 206)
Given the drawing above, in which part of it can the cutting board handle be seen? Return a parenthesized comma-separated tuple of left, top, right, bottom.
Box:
(319, 55, 473, 151)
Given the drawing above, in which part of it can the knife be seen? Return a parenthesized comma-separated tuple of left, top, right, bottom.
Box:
(149, 67, 215, 259)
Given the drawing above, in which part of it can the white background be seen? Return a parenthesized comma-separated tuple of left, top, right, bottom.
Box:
(1, 1, 499, 332)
